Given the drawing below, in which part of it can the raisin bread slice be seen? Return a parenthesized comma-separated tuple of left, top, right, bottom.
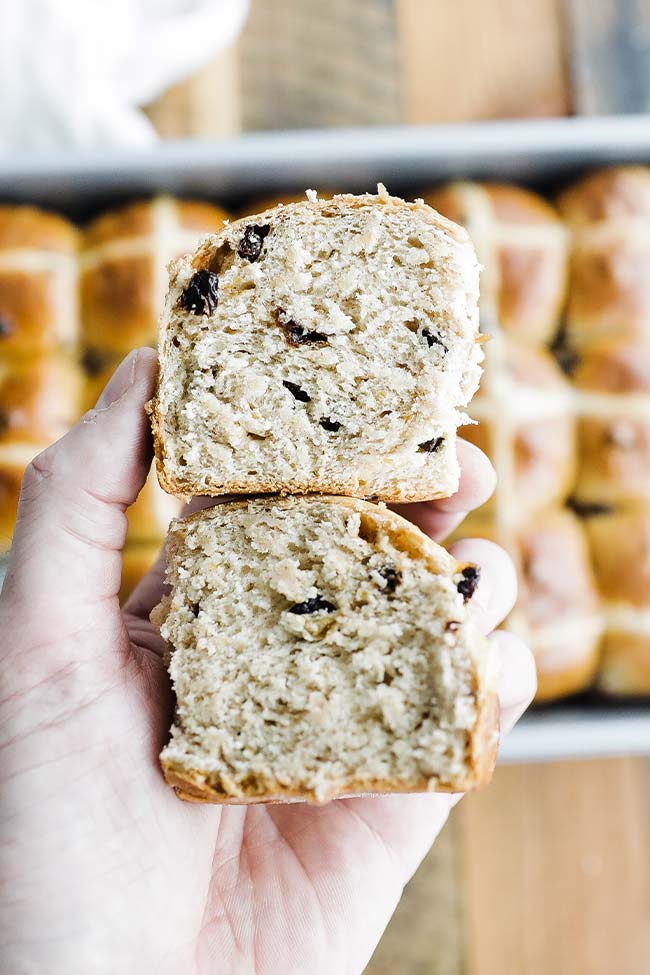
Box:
(149, 189, 482, 502)
(151, 495, 499, 804)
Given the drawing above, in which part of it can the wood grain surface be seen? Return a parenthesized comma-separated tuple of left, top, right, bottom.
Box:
(397, 0, 571, 122)
(146, 4, 650, 973)
(462, 759, 650, 975)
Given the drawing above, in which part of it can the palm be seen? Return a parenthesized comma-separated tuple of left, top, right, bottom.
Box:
(0, 352, 534, 974)
(123, 602, 453, 974)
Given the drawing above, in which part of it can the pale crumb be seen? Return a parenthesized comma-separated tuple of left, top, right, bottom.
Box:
(376, 182, 390, 202)
(155, 496, 493, 802)
(154, 194, 482, 502)
(305, 188, 318, 203)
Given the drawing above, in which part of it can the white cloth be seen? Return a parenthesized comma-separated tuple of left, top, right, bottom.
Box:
(0, 0, 249, 150)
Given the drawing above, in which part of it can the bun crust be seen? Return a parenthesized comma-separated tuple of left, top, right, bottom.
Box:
(81, 196, 229, 354)
(424, 182, 568, 345)
(154, 495, 499, 804)
(150, 191, 482, 503)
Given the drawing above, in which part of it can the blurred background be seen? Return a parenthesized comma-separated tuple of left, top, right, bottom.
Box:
(1, 1, 649, 972)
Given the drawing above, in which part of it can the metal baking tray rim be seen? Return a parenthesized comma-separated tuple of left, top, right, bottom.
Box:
(2, 115, 650, 212)
(1, 114, 649, 762)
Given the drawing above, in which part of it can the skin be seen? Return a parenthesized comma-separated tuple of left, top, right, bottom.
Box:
(0, 348, 536, 975)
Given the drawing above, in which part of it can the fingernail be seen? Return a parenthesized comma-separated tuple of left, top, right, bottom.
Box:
(95, 350, 139, 409)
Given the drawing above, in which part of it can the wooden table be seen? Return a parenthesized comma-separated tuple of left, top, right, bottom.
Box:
(148, 2, 650, 971)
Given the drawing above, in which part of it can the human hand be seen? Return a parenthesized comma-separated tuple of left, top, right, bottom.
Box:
(0, 349, 536, 975)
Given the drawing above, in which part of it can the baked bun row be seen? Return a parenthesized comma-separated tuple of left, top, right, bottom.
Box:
(433, 167, 650, 700)
(0, 168, 648, 699)
(0, 197, 228, 579)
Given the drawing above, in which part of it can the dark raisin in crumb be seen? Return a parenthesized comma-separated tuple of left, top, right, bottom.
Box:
(81, 348, 109, 376)
(283, 380, 310, 402)
(566, 497, 613, 518)
(457, 566, 480, 602)
(319, 416, 341, 431)
(378, 565, 402, 593)
(418, 436, 444, 453)
(422, 329, 448, 353)
(275, 308, 328, 346)
(0, 317, 14, 339)
(190, 602, 201, 617)
(445, 620, 461, 632)
(288, 595, 337, 615)
(179, 269, 219, 315)
(237, 223, 270, 262)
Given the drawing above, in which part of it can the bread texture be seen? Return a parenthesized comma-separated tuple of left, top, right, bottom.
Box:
(152, 495, 499, 804)
(150, 190, 482, 503)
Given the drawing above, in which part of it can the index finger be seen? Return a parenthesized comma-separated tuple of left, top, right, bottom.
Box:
(391, 439, 496, 542)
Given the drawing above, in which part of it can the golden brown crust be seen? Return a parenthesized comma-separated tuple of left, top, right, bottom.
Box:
(557, 165, 650, 227)
(0, 462, 25, 550)
(0, 205, 79, 253)
(572, 342, 650, 506)
(81, 254, 158, 352)
(0, 356, 81, 445)
(81, 197, 230, 354)
(161, 761, 490, 805)
(559, 166, 650, 348)
(535, 651, 600, 702)
(486, 182, 564, 226)
(583, 507, 650, 608)
(157, 495, 499, 803)
(451, 508, 602, 702)
(120, 541, 162, 603)
(460, 340, 576, 518)
(126, 470, 182, 544)
(424, 181, 568, 345)
(597, 631, 650, 697)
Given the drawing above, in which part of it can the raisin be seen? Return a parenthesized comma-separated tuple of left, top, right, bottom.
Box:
(288, 595, 337, 615)
(276, 308, 328, 346)
(0, 317, 14, 339)
(283, 380, 310, 402)
(418, 436, 444, 453)
(319, 416, 341, 431)
(179, 269, 219, 315)
(378, 565, 402, 593)
(81, 348, 110, 376)
(445, 620, 461, 632)
(550, 330, 579, 376)
(422, 329, 448, 353)
(457, 566, 480, 602)
(237, 223, 270, 262)
(566, 497, 614, 518)
(190, 602, 200, 617)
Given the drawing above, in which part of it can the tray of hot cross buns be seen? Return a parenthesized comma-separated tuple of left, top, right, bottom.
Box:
(0, 115, 648, 759)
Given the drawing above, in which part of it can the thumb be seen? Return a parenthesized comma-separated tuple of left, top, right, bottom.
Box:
(2, 348, 158, 634)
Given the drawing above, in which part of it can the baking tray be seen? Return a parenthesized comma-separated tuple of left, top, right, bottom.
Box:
(1, 114, 649, 763)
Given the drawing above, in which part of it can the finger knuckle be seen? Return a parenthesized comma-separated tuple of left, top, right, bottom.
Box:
(22, 446, 58, 498)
